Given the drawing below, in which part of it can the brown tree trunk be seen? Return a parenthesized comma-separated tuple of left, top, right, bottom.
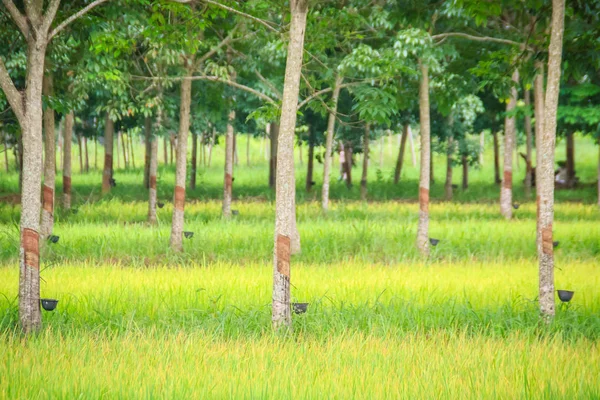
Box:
(163, 136, 168, 165)
(273, 0, 308, 330)
(101, 113, 113, 195)
(170, 73, 192, 252)
(445, 136, 453, 201)
(223, 109, 235, 218)
(269, 122, 279, 189)
(393, 125, 409, 184)
(41, 73, 55, 237)
(538, 0, 565, 320)
(190, 132, 197, 190)
(524, 89, 533, 197)
(148, 134, 158, 225)
(360, 124, 369, 201)
(566, 132, 575, 187)
(500, 69, 519, 219)
(129, 134, 135, 169)
(493, 132, 501, 184)
(305, 133, 315, 192)
(321, 74, 343, 211)
(417, 61, 431, 256)
(343, 144, 353, 188)
(77, 133, 83, 173)
(120, 131, 128, 169)
(63, 112, 74, 206)
(115, 131, 120, 169)
(462, 155, 468, 190)
(144, 116, 151, 188)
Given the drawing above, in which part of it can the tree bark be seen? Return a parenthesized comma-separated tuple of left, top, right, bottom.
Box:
(170, 73, 192, 252)
(524, 89, 533, 197)
(417, 62, 431, 256)
(493, 132, 501, 184)
(84, 136, 89, 172)
(538, 0, 565, 320)
(273, 0, 308, 330)
(148, 135, 158, 225)
(208, 128, 216, 167)
(101, 113, 113, 195)
(120, 131, 128, 169)
(360, 124, 369, 201)
(116, 131, 120, 169)
(144, 116, 151, 188)
(64, 112, 74, 206)
(305, 132, 315, 192)
(77, 133, 83, 173)
(321, 74, 342, 211)
(462, 155, 469, 190)
(394, 125, 409, 184)
(163, 136, 168, 165)
(269, 122, 279, 189)
(41, 73, 55, 238)
(129, 133, 135, 169)
(223, 110, 235, 218)
(500, 69, 519, 219)
(190, 132, 197, 190)
(343, 143, 353, 188)
(566, 132, 575, 187)
(445, 135, 453, 201)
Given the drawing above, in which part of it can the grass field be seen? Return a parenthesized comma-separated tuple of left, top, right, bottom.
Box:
(1, 134, 599, 398)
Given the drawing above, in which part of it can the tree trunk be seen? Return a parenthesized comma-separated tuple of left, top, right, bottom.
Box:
(538, 0, 565, 320)
(343, 144, 353, 188)
(170, 74, 192, 252)
(101, 113, 113, 195)
(120, 131, 128, 169)
(190, 132, 197, 190)
(524, 88, 533, 197)
(273, 0, 308, 330)
(305, 133, 315, 192)
(144, 116, 151, 188)
(246, 133, 251, 166)
(223, 110, 235, 218)
(493, 132, 501, 184)
(500, 69, 519, 219)
(298, 141, 303, 166)
(208, 128, 216, 167)
(41, 73, 55, 238)
(129, 134, 135, 169)
(445, 136, 453, 201)
(321, 74, 343, 211)
(233, 132, 239, 166)
(169, 134, 174, 165)
(116, 130, 120, 169)
(148, 135, 158, 225)
(462, 155, 468, 190)
(269, 122, 279, 189)
(163, 136, 168, 165)
(394, 125, 409, 184)
(566, 132, 575, 187)
(63, 112, 74, 206)
(360, 124, 369, 201)
(417, 62, 431, 256)
(77, 133, 83, 173)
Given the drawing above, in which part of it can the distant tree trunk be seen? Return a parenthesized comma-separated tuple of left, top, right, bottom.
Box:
(493, 132, 501, 184)
(246, 133, 251, 166)
(223, 110, 235, 218)
(500, 69, 519, 219)
(148, 135, 158, 225)
(116, 131, 120, 169)
(208, 128, 216, 167)
(462, 155, 468, 190)
(394, 125, 409, 184)
(120, 131, 128, 169)
(566, 132, 575, 187)
(63, 112, 74, 207)
(233, 133, 239, 166)
(273, 0, 308, 330)
(3, 134, 8, 172)
(417, 61, 431, 256)
(41, 74, 55, 237)
(190, 132, 197, 190)
(343, 143, 353, 188)
(538, 0, 565, 321)
(170, 73, 192, 252)
(77, 133, 83, 173)
(84, 137, 90, 172)
(305, 132, 315, 192)
(360, 124, 369, 201)
(144, 116, 151, 188)
(444, 136, 453, 201)
(269, 122, 279, 189)
(321, 74, 342, 211)
(101, 113, 113, 195)
(129, 134, 135, 169)
(298, 141, 303, 166)
(524, 88, 533, 198)
(169, 134, 174, 165)
(163, 136, 168, 165)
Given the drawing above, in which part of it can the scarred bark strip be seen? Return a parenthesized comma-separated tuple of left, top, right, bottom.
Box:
(42, 185, 53, 213)
(174, 185, 185, 211)
(419, 187, 429, 213)
(150, 176, 157, 189)
(541, 225, 553, 255)
(502, 171, 512, 190)
(276, 234, 291, 278)
(63, 176, 71, 194)
(22, 228, 39, 269)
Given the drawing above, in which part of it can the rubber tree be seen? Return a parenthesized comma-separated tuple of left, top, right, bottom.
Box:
(41, 73, 56, 237)
(500, 69, 519, 220)
(272, 0, 308, 330)
(416, 61, 431, 256)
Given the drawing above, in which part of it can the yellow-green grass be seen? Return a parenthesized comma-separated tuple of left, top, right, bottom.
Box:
(1, 262, 599, 398)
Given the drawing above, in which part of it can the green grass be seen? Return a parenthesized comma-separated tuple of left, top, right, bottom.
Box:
(0, 134, 599, 398)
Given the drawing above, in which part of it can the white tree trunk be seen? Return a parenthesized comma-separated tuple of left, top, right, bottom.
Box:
(41, 73, 55, 237)
(170, 74, 192, 252)
(500, 69, 519, 219)
(273, 0, 308, 330)
(63, 112, 74, 208)
(538, 0, 565, 320)
(321, 74, 342, 211)
(416, 62, 431, 256)
(223, 110, 235, 218)
(101, 113, 113, 195)
(524, 89, 533, 198)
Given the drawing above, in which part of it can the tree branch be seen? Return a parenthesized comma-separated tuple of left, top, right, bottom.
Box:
(297, 81, 362, 110)
(254, 69, 282, 100)
(48, 0, 112, 41)
(195, 25, 238, 67)
(43, 0, 62, 33)
(0, 57, 24, 124)
(171, 0, 279, 33)
(431, 32, 531, 51)
(2, 0, 29, 37)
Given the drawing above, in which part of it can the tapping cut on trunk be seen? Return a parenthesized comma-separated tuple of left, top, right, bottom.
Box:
(174, 185, 185, 211)
(541, 225, 553, 255)
(503, 171, 512, 189)
(22, 228, 40, 270)
(150, 176, 157, 190)
(276, 234, 291, 279)
(42, 186, 53, 213)
(63, 176, 71, 194)
(419, 187, 429, 213)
